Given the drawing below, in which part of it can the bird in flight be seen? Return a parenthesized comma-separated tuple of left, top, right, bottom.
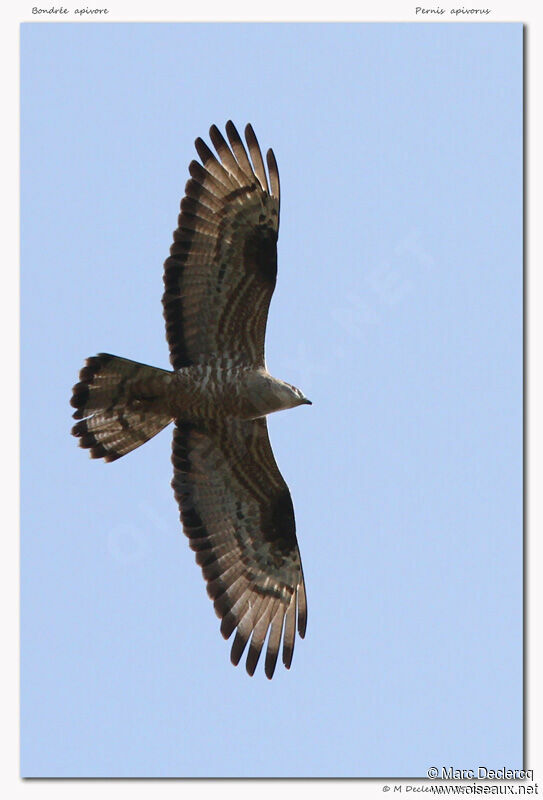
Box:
(71, 122, 311, 679)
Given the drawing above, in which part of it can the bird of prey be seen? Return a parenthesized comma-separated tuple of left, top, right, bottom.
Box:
(71, 122, 311, 679)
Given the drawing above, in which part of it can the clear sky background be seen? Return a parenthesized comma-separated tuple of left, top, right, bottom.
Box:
(20, 23, 523, 778)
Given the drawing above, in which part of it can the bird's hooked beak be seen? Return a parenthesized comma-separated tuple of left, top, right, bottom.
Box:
(302, 398, 312, 405)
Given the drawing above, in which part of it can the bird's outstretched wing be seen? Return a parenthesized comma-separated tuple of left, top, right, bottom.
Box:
(163, 122, 280, 370)
(172, 418, 307, 679)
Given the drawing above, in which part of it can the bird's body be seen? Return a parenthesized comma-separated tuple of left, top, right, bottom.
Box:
(164, 363, 310, 421)
(71, 122, 310, 679)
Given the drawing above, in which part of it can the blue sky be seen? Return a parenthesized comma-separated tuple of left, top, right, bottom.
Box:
(20, 23, 523, 777)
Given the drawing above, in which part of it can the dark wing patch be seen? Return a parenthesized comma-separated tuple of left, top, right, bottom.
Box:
(171, 418, 306, 678)
(162, 122, 280, 370)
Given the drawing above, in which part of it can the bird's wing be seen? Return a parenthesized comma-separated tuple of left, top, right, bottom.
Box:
(172, 417, 306, 679)
(163, 122, 281, 370)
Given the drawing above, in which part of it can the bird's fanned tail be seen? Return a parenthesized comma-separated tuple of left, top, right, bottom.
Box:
(70, 354, 173, 461)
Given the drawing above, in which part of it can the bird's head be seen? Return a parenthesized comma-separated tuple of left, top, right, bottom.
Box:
(279, 381, 312, 409)
(247, 371, 312, 417)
